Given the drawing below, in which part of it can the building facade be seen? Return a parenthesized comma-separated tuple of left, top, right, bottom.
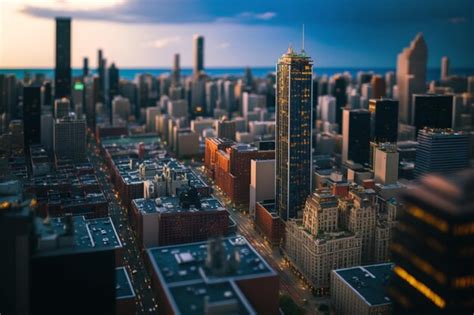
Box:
(275, 47, 313, 220)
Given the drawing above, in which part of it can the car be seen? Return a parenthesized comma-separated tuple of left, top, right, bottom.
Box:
(132, 269, 138, 275)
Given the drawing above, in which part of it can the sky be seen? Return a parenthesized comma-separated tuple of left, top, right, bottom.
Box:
(0, 0, 473, 68)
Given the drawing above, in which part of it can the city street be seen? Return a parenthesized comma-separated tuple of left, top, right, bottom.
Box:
(192, 165, 329, 314)
(87, 135, 157, 314)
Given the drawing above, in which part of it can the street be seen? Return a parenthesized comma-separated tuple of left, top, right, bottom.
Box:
(87, 135, 157, 314)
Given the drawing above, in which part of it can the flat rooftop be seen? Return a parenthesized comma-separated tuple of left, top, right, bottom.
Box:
(133, 196, 224, 214)
(101, 134, 161, 146)
(116, 267, 135, 300)
(169, 281, 254, 315)
(147, 236, 274, 314)
(147, 236, 274, 286)
(333, 263, 393, 306)
(37, 216, 122, 250)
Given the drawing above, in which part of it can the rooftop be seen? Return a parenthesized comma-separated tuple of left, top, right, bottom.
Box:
(116, 267, 135, 300)
(36, 216, 122, 251)
(133, 196, 224, 214)
(101, 134, 161, 146)
(333, 263, 393, 306)
(147, 236, 274, 314)
(147, 236, 275, 286)
(169, 281, 254, 315)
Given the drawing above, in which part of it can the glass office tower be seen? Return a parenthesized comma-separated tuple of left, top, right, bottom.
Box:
(55, 17, 71, 99)
(275, 47, 313, 220)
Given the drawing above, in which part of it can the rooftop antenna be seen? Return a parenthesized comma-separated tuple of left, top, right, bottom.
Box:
(302, 24, 305, 53)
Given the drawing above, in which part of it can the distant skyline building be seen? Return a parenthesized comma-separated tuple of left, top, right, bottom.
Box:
(415, 128, 469, 177)
(369, 99, 399, 143)
(412, 94, 452, 134)
(193, 35, 204, 77)
(342, 109, 370, 165)
(82, 57, 89, 77)
(396, 33, 428, 125)
(97, 49, 105, 103)
(275, 47, 313, 220)
(332, 75, 347, 131)
(23, 85, 42, 149)
(172, 53, 180, 87)
(441, 56, 449, 81)
(54, 17, 71, 100)
(108, 62, 119, 123)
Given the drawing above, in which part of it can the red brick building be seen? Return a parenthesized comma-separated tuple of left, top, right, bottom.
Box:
(205, 138, 274, 205)
(254, 201, 285, 246)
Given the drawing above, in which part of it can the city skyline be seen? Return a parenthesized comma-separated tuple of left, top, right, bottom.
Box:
(1, 0, 474, 68)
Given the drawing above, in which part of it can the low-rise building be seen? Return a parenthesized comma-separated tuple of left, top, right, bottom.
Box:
(131, 191, 229, 248)
(330, 263, 393, 315)
(146, 236, 279, 315)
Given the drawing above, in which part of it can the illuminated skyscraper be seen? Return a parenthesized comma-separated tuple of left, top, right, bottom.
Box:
(54, 17, 71, 99)
(275, 47, 313, 220)
(193, 35, 204, 77)
(389, 170, 474, 314)
(396, 33, 428, 125)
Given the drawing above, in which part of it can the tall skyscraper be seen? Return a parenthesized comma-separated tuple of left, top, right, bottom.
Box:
(23, 85, 42, 147)
(54, 17, 71, 99)
(389, 170, 474, 314)
(275, 47, 313, 220)
(332, 75, 347, 132)
(396, 33, 428, 125)
(369, 99, 399, 143)
(82, 57, 89, 77)
(441, 56, 449, 81)
(97, 49, 105, 103)
(108, 62, 119, 123)
(172, 53, 180, 87)
(342, 109, 370, 165)
(415, 128, 469, 177)
(412, 94, 452, 134)
(193, 35, 204, 77)
(370, 75, 386, 99)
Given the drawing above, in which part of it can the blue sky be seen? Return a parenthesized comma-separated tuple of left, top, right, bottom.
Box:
(1, 0, 473, 68)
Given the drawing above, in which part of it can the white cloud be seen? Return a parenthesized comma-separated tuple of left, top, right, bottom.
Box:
(255, 12, 277, 21)
(143, 36, 182, 48)
(218, 42, 231, 49)
(217, 11, 277, 23)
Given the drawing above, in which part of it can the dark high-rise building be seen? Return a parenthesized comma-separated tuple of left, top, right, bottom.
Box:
(415, 128, 469, 177)
(275, 47, 313, 220)
(389, 169, 474, 314)
(369, 99, 399, 143)
(193, 35, 204, 77)
(82, 57, 89, 77)
(342, 109, 370, 165)
(54, 17, 71, 99)
(108, 63, 119, 123)
(413, 94, 453, 134)
(332, 75, 347, 132)
(23, 85, 42, 147)
(97, 49, 105, 103)
(172, 53, 180, 87)
(41, 81, 52, 107)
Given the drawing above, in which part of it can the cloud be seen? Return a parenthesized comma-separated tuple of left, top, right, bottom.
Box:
(255, 12, 277, 21)
(143, 36, 182, 48)
(217, 42, 231, 49)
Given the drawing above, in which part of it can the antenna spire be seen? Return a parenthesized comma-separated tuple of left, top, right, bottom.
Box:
(302, 24, 305, 52)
